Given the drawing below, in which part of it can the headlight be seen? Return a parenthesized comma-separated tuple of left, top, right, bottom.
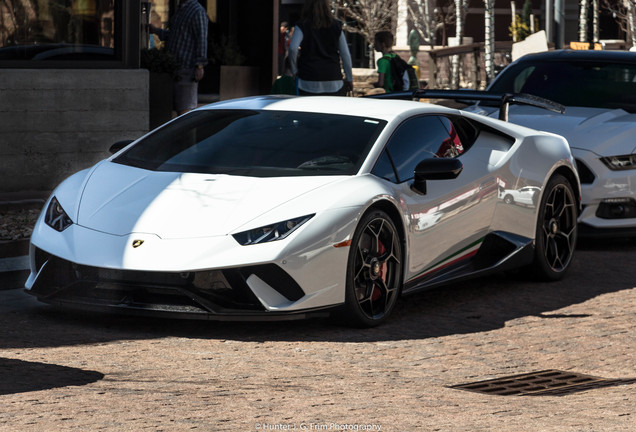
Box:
(232, 214, 314, 245)
(601, 154, 636, 171)
(45, 197, 73, 232)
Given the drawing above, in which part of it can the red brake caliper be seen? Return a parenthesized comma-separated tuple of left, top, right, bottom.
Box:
(372, 241, 387, 301)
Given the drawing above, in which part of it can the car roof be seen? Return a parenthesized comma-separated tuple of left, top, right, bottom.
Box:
(515, 49, 636, 64)
(198, 95, 459, 122)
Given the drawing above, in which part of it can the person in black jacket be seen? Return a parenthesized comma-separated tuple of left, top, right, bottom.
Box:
(288, 0, 353, 96)
(150, 0, 208, 115)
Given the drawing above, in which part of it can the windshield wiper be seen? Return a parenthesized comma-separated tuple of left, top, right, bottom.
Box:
(297, 155, 352, 169)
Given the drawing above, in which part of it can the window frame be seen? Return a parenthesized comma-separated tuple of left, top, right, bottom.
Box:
(0, 1, 140, 69)
(372, 114, 478, 184)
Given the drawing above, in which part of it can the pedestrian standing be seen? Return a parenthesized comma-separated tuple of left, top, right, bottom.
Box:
(288, 0, 353, 96)
(150, 0, 208, 115)
(271, 56, 297, 95)
(278, 21, 290, 76)
(373, 31, 398, 93)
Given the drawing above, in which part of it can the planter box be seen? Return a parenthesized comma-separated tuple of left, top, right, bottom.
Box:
(219, 65, 260, 101)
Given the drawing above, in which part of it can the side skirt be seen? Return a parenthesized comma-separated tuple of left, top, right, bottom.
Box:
(402, 231, 535, 295)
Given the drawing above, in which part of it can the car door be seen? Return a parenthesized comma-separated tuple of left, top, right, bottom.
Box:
(373, 115, 498, 286)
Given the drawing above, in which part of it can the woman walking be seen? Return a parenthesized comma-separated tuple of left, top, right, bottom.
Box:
(288, 0, 353, 96)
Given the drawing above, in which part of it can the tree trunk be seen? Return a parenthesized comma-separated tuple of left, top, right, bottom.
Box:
(579, 0, 588, 42)
(628, 0, 636, 48)
(592, 0, 599, 42)
(484, 0, 495, 84)
(452, 0, 464, 88)
(511, 2, 517, 42)
(424, 0, 435, 48)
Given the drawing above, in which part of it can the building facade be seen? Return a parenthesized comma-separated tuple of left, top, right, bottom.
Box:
(0, 0, 626, 194)
(0, 0, 279, 193)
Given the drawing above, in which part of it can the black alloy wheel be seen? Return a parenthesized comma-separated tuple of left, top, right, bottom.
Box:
(343, 210, 403, 327)
(532, 174, 577, 280)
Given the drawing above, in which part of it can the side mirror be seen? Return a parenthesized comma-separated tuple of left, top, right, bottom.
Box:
(412, 158, 463, 194)
(109, 139, 134, 154)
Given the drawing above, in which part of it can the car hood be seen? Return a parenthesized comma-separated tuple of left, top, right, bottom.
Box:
(75, 162, 342, 239)
(484, 105, 636, 156)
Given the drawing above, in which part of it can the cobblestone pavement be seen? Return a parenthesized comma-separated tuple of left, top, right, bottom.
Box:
(0, 239, 634, 431)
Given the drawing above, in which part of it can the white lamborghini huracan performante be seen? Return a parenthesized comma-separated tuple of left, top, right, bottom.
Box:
(26, 95, 580, 326)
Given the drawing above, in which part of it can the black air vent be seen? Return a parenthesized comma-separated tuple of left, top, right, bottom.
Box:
(575, 159, 595, 184)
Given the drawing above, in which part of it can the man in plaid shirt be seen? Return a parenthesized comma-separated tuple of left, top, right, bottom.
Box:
(150, 0, 209, 115)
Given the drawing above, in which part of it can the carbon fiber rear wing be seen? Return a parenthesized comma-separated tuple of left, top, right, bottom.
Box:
(368, 89, 565, 122)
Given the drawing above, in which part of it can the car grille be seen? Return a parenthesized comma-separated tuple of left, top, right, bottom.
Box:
(596, 198, 636, 219)
(30, 249, 305, 314)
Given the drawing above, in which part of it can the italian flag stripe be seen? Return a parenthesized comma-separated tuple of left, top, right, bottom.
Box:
(419, 238, 484, 278)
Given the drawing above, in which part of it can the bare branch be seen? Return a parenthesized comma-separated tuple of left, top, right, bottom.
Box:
(333, 0, 398, 45)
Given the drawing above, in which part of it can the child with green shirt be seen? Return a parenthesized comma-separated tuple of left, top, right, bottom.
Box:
(373, 31, 401, 93)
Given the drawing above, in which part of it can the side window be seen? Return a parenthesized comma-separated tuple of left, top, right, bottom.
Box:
(514, 66, 536, 93)
(372, 150, 397, 183)
(437, 117, 464, 158)
(385, 116, 464, 182)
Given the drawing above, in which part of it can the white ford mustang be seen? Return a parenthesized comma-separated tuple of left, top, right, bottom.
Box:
(469, 50, 636, 238)
(26, 95, 580, 326)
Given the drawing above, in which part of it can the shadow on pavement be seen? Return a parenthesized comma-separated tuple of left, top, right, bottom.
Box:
(0, 357, 104, 395)
(1, 239, 634, 347)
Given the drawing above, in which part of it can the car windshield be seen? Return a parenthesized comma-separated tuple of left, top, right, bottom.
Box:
(114, 109, 386, 176)
(488, 59, 636, 112)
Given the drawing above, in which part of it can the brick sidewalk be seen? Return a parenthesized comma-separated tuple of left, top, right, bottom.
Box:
(0, 242, 634, 431)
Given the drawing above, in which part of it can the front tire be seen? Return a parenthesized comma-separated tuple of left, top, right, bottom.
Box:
(342, 210, 403, 327)
(531, 174, 577, 280)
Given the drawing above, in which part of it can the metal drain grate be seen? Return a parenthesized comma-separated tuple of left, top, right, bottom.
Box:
(450, 369, 636, 396)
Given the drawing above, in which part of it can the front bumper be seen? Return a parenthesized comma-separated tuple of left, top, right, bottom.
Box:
(573, 148, 636, 236)
(25, 248, 338, 321)
(577, 223, 636, 239)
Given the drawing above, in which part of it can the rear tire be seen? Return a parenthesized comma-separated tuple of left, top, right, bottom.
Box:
(531, 174, 577, 281)
(342, 210, 403, 327)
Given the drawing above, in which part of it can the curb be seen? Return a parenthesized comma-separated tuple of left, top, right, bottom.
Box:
(0, 269, 29, 290)
(0, 199, 45, 212)
(0, 255, 29, 289)
(0, 239, 30, 259)
(0, 255, 29, 271)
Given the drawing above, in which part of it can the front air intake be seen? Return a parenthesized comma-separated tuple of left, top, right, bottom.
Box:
(575, 159, 595, 184)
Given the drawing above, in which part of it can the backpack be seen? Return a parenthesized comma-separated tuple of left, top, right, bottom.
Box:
(388, 54, 419, 92)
